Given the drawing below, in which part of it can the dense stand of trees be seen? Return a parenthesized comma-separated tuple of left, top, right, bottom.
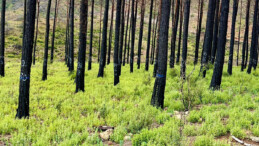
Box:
(0, 0, 258, 117)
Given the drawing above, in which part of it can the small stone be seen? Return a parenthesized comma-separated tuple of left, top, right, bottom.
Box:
(100, 129, 114, 140)
(124, 136, 131, 141)
(250, 136, 259, 143)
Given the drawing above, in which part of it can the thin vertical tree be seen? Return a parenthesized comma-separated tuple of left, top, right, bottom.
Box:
(210, 0, 220, 64)
(98, 0, 109, 77)
(194, 0, 204, 64)
(118, 0, 126, 75)
(247, 0, 259, 74)
(16, 0, 36, 119)
(241, 0, 250, 71)
(151, 0, 171, 108)
(88, 0, 94, 70)
(76, 0, 88, 92)
(227, 0, 239, 75)
(33, 0, 40, 65)
(210, 0, 229, 90)
(151, 10, 159, 65)
(114, 0, 122, 85)
(180, 0, 191, 79)
(123, 1, 131, 66)
(236, 0, 242, 66)
(0, 0, 6, 77)
(150, 0, 157, 65)
(137, 0, 146, 69)
(68, 0, 74, 71)
(130, 0, 135, 73)
(107, 0, 115, 65)
(176, 0, 183, 64)
(65, 0, 70, 66)
(145, 0, 154, 71)
(42, 0, 52, 81)
(200, 0, 216, 77)
(50, 0, 59, 63)
(98, 0, 103, 62)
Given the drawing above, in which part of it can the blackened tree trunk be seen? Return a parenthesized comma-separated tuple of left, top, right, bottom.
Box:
(107, 0, 115, 65)
(227, 0, 239, 75)
(42, 0, 52, 80)
(241, 0, 250, 71)
(0, 0, 6, 77)
(201, 0, 216, 78)
(153, 0, 162, 77)
(169, 0, 180, 68)
(65, 0, 70, 65)
(123, 1, 131, 66)
(247, 0, 259, 74)
(130, 0, 135, 73)
(118, 0, 125, 75)
(194, 0, 204, 64)
(210, 0, 229, 90)
(88, 0, 94, 70)
(50, 0, 59, 63)
(98, 0, 103, 63)
(151, 0, 171, 108)
(33, 0, 40, 65)
(76, 0, 88, 92)
(68, 0, 74, 71)
(237, 0, 242, 66)
(180, 0, 191, 79)
(16, 0, 36, 119)
(210, 0, 220, 64)
(176, 0, 183, 64)
(137, 0, 145, 69)
(145, 0, 154, 71)
(98, 0, 109, 77)
(114, 0, 122, 85)
(127, 17, 132, 64)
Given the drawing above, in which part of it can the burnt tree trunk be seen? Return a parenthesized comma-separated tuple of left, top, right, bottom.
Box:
(107, 0, 115, 65)
(237, 0, 242, 66)
(123, 1, 131, 66)
(16, 0, 36, 119)
(76, 0, 88, 92)
(210, 0, 229, 90)
(42, 0, 52, 80)
(211, 0, 220, 64)
(68, 0, 74, 71)
(114, 0, 122, 85)
(33, 0, 40, 65)
(118, 0, 125, 75)
(50, 0, 59, 63)
(176, 0, 183, 64)
(151, 0, 171, 108)
(180, 0, 191, 79)
(98, 0, 103, 62)
(65, 0, 70, 66)
(227, 0, 239, 75)
(130, 0, 136, 73)
(88, 0, 94, 70)
(0, 0, 6, 77)
(98, 0, 109, 77)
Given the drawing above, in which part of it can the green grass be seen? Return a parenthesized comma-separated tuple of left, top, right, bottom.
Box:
(0, 60, 259, 145)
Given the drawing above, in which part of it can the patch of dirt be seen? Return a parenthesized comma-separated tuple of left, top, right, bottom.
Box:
(102, 140, 132, 146)
(0, 134, 12, 145)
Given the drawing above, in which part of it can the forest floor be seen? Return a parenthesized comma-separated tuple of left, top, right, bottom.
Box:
(1, 60, 259, 145)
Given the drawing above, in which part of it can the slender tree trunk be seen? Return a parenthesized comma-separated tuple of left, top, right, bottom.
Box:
(145, 0, 154, 71)
(42, 0, 52, 80)
(76, 0, 88, 92)
(151, 12, 158, 65)
(241, 0, 250, 71)
(0, 0, 6, 77)
(98, 0, 109, 77)
(50, 0, 59, 63)
(201, 0, 216, 78)
(118, 0, 125, 75)
(151, 0, 171, 108)
(153, 0, 162, 77)
(137, 0, 145, 69)
(65, 0, 70, 66)
(150, 0, 157, 65)
(194, 0, 204, 64)
(210, 0, 229, 90)
(16, 0, 36, 119)
(88, 0, 94, 70)
(98, 0, 103, 62)
(180, 0, 191, 79)
(211, 0, 220, 64)
(68, 0, 74, 71)
(130, 0, 136, 73)
(176, 0, 183, 64)
(127, 8, 132, 64)
(169, 0, 180, 68)
(247, 0, 259, 74)
(123, 1, 131, 66)
(33, 0, 40, 65)
(107, 0, 115, 65)
(114, 0, 122, 85)
(237, 0, 242, 66)
(227, 0, 239, 75)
